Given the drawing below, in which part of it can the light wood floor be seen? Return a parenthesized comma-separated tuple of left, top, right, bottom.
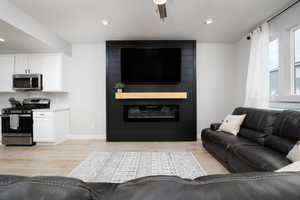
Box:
(0, 140, 228, 177)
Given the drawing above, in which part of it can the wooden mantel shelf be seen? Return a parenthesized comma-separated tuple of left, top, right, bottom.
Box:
(115, 92, 188, 100)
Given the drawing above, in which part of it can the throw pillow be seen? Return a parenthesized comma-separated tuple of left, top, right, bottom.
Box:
(276, 161, 300, 172)
(287, 142, 300, 162)
(218, 114, 246, 136)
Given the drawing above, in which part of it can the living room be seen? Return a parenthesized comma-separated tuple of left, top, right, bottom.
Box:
(0, 0, 300, 199)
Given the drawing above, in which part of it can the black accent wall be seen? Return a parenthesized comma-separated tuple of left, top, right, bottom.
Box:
(106, 40, 197, 141)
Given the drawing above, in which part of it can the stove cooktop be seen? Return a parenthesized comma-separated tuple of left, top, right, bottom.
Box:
(2, 107, 32, 115)
(1, 98, 50, 115)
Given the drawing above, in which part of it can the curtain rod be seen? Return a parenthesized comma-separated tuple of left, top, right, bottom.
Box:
(266, 0, 300, 23)
(246, 0, 300, 40)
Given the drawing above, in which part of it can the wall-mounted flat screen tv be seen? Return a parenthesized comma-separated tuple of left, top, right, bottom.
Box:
(121, 48, 181, 84)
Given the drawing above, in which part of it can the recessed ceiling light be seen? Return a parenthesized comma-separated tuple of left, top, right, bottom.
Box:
(205, 18, 214, 25)
(0, 38, 5, 42)
(101, 20, 109, 26)
(153, 0, 167, 5)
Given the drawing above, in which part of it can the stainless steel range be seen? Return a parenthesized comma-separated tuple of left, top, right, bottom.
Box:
(1, 98, 50, 146)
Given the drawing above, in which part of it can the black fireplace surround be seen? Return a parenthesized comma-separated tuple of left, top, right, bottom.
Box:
(106, 41, 197, 141)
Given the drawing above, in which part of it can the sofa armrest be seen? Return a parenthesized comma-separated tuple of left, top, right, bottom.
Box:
(210, 123, 222, 131)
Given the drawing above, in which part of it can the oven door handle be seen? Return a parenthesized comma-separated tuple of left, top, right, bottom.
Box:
(1, 114, 31, 118)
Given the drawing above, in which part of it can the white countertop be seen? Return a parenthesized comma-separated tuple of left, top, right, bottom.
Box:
(32, 107, 70, 112)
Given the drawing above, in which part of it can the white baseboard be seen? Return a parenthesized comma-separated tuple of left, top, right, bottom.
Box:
(67, 134, 106, 140)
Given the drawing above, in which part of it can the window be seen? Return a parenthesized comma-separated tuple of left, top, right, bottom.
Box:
(269, 39, 279, 96)
(293, 28, 300, 94)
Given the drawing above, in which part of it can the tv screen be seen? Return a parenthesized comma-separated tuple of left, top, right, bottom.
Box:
(121, 48, 181, 84)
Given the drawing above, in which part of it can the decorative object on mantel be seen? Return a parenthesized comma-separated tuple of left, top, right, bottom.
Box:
(68, 152, 206, 183)
(114, 83, 125, 93)
(115, 92, 188, 99)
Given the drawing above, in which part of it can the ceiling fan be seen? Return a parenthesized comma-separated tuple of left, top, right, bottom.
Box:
(153, 0, 167, 20)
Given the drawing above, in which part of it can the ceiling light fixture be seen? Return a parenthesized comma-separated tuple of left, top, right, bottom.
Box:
(101, 20, 109, 26)
(205, 18, 214, 25)
(0, 38, 5, 42)
(153, 0, 167, 20)
(153, 0, 167, 5)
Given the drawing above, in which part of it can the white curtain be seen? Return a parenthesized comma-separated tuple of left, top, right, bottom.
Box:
(244, 23, 270, 108)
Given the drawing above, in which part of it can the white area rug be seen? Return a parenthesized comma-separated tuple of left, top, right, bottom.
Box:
(68, 152, 206, 183)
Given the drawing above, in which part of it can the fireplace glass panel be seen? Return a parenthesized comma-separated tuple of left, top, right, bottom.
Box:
(124, 105, 179, 122)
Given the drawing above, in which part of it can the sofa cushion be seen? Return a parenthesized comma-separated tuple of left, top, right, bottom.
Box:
(276, 161, 300, 172)
(275, 110, 300, 141)
(265, 135, 295, 155)
(228, 144, 291, 171)
(218, 114, 246, 135)
(201, 128, 258, 161)
(287, 142, 300, 162)
(2, 173, 300, 200)
(0, 176, 99, 200)
(106, 173, 300, 200)
(233, 107, 281, 135)
(210, 123, 221, 131)
(238, 127, 268, 145)
(227, 150, 257, 172)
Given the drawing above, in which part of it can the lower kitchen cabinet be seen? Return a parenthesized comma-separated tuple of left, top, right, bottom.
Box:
(33, 109, 69, 143)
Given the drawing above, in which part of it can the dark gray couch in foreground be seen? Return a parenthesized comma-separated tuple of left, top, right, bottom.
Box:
(1, 173, 300, 200)
(202, 107, 300, 172)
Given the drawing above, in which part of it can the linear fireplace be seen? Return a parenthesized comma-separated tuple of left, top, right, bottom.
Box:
(124, 105, 179, 122)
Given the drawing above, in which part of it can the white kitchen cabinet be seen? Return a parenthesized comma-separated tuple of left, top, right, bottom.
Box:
(15, 54, 44, 74)
(33, 113, 54, 142)
(33, 109, 69, 143)
(0, 55, 15, 92)
(13, 53, 68, 92)
(28, 54, 44, 74)
(14, 54, 28, 74)
(42, 54, 67, 92)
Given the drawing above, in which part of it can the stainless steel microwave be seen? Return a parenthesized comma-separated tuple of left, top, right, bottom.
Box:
(13, 74, 43, 91)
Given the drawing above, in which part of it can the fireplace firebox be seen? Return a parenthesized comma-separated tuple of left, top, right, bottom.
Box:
(124, 105, 179, 122)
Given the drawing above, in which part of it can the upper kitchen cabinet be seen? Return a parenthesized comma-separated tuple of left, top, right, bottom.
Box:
(42, 54, 68, 92)
(28, 54, 45, 74)
(14, 54, 45, 74)
(14, 54, 27, 74)
(13, 53, 68, 92)
(0, 55, 14, 92)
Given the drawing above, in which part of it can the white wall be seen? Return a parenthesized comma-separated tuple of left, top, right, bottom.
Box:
(1, 42, 246, 139)
(66, 43, 241, 138)
(64, 43, 241, 138)
(197, 43, 240, 135)
(235, 38, 251, 105)
(64, 44, 106, 138)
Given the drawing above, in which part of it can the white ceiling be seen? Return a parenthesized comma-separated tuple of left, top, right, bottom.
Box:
(9, 0, 296, 43)
(0, 20, 57, 54)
